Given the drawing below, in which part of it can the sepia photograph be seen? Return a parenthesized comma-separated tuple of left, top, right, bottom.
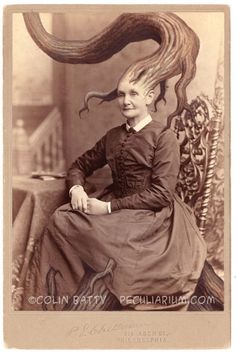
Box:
(4, 4, 230, 349)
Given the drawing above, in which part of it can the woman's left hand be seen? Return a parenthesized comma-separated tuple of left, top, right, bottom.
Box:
(86, 198, 109, 215)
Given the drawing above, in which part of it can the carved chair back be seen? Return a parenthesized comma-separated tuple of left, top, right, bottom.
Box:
(174, 95, 221, 237)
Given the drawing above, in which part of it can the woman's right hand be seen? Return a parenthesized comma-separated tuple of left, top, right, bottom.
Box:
(70, 186, 88, 212)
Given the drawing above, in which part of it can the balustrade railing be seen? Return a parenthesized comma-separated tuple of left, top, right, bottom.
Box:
(13, 107, 65, 175)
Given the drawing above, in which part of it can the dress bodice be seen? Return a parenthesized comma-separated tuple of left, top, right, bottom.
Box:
(66, 119, 180, 211)
(105, 122, 164, 197)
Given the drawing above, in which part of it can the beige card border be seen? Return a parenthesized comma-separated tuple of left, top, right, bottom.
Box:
(3, 4, 231, 349)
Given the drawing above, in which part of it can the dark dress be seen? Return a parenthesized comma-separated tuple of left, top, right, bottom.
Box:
(26, 120, 207, 310)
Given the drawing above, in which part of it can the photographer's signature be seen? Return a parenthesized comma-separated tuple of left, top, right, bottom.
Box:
(67, 322, 149, 338)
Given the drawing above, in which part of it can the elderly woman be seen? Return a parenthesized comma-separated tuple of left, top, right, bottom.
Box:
(29, 71, 206, 311)
(23, 11, 207, 311)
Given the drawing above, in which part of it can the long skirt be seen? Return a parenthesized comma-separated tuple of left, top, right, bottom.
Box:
(23, 192, 207, 311)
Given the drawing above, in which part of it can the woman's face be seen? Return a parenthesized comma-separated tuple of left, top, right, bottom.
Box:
(117, 78, 154, 122)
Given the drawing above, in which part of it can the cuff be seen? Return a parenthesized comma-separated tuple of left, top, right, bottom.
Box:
(110, 199, 121, 212)
(69, 184, 83, 197)
(107, 202, 111, 214)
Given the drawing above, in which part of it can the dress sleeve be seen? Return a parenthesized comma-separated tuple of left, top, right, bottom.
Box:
(66, 134, 107, 190)
(110, 129, 180, 211)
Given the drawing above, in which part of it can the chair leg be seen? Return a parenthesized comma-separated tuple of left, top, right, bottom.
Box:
(63, 258, 122, 311)
(188, 260, 224, 311)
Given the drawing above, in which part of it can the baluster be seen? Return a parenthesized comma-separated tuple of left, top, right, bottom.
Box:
(13, 119, 32, 175)
(43, 138, 52, 172)
(35, 148, 43, 171)
(51, 130, 58, 170)
(56, 120, 65, 171)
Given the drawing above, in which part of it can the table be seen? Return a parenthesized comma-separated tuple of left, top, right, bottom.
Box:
(12, 176, 97, 310)
(12, 176, 69, 310)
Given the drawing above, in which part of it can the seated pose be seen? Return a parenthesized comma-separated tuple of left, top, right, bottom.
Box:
(29, 70, 206, 311)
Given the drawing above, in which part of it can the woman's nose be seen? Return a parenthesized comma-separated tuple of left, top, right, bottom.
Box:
(123, 95, 130, 105)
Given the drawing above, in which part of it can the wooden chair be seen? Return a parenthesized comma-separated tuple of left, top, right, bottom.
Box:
(174, 95, 224, 310)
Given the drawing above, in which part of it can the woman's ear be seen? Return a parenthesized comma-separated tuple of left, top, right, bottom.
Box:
(146, 90, 155, 105)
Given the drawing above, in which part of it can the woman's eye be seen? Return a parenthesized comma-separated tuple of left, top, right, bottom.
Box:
(131, 92, 138, 96)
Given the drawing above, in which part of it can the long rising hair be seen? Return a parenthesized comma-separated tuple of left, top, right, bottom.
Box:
(23, 11, 200, 127)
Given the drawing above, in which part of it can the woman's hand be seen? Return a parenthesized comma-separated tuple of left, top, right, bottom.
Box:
(86, 198, 109, 215)
(71, 186, 88, 212)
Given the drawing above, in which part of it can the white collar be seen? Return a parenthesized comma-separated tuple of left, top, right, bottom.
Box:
(126, 114, 152, 132)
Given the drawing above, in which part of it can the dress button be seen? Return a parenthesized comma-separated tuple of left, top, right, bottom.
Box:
(121, 143, 125, 147)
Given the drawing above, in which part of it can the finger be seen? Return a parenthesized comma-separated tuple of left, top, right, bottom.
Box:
(82, 198, 88, 213)
(71, 197, 78, 210)
(73, 196, 81, 211)
(78, 199, 82, 211)
(85, 208, 90, 214)
(71, 198, 75, 210)
(85, 203, 90, 214)
(72, 203, 77, 210)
